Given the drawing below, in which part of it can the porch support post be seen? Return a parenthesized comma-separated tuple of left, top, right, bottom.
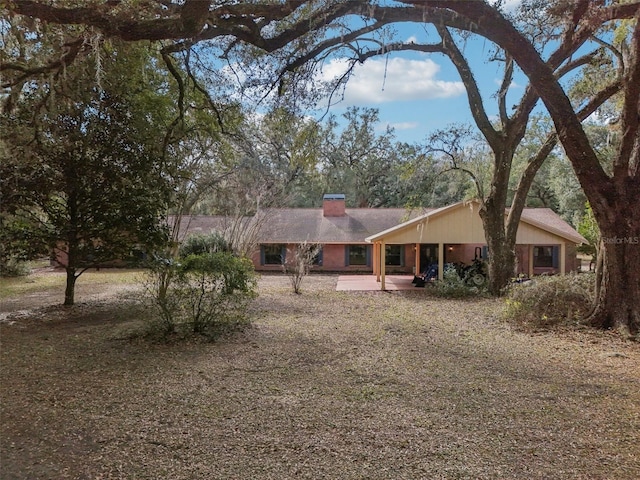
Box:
(374, 242, 380, 281)
(380, 241, 386, 290)
(528, 245, 534, 278)
(438, 242, 444, 281)
(415, 243, 420, 275)
(560, 242, 566, 275)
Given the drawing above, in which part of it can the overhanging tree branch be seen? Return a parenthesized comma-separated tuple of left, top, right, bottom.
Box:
(434, 0, 615, 202)
(616, 12, 640, 179)
(498, 55, 514, 129)
(507, 78, 624, 240)
(437, 24, 501, 149)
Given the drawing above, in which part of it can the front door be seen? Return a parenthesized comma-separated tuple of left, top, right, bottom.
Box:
(419, 244, 438, 272)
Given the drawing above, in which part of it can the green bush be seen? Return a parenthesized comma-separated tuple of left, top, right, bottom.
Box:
(432, 264, 486, 298)
(143, 252, 257, 340)
(142, 256, 182, 337)
(504, 273, 594, 329)
(0, 257, 31, 277)
(178, 232, 232, 257)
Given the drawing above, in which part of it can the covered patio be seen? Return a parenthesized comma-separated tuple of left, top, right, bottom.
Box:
(365, 201, 585, 291)
(336, 274, 421, 291)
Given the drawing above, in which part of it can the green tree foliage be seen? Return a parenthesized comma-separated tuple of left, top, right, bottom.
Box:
(509, 116, 561, 209)
(319, 108, 466, 209)
(576, 203, 600, 261)
(189, 106, 465, 212)
(178, 232, 232, 257)
(0, 41, 173, 304)
(320, 107, 398, 208)
(159, 54, 244, 220)
(191, 107, 323, 214)
(175, 253, 257, 337)
(234, 106, 323, 208)
(508, 116, 587, 227)
(390, 143, 470, 209)
(545, 156, 587, 225)
(427, 125, 494, 203)
(0, 214, 49, 276)
(432, 265, 487, 299)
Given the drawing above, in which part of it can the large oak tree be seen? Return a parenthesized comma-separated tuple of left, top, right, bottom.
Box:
(2, 0, 638, 336)
(422, 1, 639, 337)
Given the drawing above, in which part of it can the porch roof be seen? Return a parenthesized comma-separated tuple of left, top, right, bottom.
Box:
(365, 200, 587, 245)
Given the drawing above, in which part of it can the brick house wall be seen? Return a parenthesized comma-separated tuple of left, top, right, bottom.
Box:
(251, 243, 416, 273)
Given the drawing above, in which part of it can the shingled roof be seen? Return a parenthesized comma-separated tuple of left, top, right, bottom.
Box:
(170, 202, 585, 245)
(170, 208, 428, 244)
(258, 208, 428, 244)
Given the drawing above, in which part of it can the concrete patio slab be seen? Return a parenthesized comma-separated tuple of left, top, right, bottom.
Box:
(336, 275, 425, 291)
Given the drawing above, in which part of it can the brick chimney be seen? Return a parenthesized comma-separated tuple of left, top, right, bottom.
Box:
(323, 193, 346, 217)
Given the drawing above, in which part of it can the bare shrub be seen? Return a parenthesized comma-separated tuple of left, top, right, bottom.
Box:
(282, 242, 321, 294)
(504, 273, 594, 329)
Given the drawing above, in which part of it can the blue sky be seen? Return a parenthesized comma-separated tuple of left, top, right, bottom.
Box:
(314, 0, 530, 145)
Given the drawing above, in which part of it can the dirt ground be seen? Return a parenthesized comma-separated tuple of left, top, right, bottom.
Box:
(1, 271, 639, 479)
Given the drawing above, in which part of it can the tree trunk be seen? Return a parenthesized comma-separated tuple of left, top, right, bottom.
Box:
(64, 268, 77, 306)
(587, 213, 640, 338)
(478, 145, 517, 296)
(480, 201, 516, 295)
(451, 1, 640, 336)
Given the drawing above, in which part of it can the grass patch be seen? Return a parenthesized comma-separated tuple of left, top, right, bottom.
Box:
(0, 273, 63, 299)
(1, 274, 639, 479)
(0, 268, 143, 300)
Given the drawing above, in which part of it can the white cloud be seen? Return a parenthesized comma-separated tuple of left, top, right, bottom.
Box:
(504, 0, 522, 11)
(388, 121, 419, 131)
(493, 77, 523, 89)
(318, 57, 465, 105)
(490, 0, 522, 12)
